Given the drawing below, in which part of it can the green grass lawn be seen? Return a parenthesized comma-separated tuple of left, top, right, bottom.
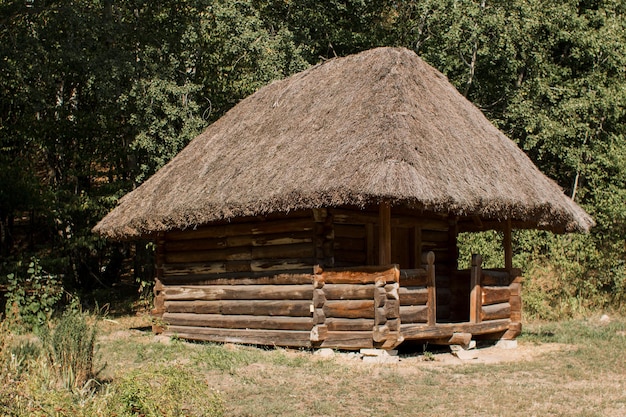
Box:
(2, 314, 626, 416)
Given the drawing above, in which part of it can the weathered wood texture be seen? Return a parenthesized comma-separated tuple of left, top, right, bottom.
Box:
(153, 207, 523, 347)
(466, 255, 523, 338)
(162, 212, 316, 280)
(330, 207, 451, 273)
(311, 264, 402, 350)
(397, 251, 436, 325)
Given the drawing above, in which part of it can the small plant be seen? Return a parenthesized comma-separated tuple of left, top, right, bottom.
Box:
(4, 257, 63, 332)
(113, 365, 224, 417)
(43, 309, 101, 391)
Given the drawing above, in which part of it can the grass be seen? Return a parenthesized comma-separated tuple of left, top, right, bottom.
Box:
(1, 313, 626, 416)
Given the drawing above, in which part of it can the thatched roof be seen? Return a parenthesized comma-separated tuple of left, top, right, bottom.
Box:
(94, 47, 594, 239)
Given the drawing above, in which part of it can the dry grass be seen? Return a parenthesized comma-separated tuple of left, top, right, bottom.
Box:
(3, 313, 626, 416)
(99, 314, 626, 417)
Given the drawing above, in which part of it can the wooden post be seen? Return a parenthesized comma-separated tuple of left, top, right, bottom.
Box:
(424, 251, 436, 326)
(469, 254, 482, 323)
(379, 201, 391, 265)
(504, 219, 513, 271)
(152, 232, 166, 333)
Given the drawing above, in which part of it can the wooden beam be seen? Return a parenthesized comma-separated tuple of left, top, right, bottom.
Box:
(504, 219, 513, 270)
(469, 254, 482, 323)
(400, 319, 511, 340)
(165, 326, 312, 347)
(379, 201, 392, 265)
(164, 299, 313, 316)
(162, 313, 314, 331)
(425, 251, 436, 326)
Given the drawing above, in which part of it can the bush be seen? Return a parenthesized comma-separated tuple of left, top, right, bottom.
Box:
(4, 257, 63, 332)
(43, 309, 100, 391)
(113, 365, 224, 417)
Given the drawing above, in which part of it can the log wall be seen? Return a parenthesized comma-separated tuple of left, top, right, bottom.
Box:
(330, 206, 454, 322)
(311, 265, 402, 350)
(468, 254, 523, 339)
(156, 211, 317, 346)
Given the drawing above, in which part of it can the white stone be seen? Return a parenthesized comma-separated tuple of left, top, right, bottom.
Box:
(154, 335, 171, 345)
(362, 355, 400, 364)
(453, 348, 479, 360)
(314, 348, 335, 357)
(360, 348, 397, 357)
(496, 339, 518, 349)
(600, 314, 611, 324)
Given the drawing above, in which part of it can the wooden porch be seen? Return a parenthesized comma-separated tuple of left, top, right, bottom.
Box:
(156, 251, 521, 350)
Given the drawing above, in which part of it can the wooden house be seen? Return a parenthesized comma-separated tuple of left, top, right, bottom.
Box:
(94, 47, 593, 350)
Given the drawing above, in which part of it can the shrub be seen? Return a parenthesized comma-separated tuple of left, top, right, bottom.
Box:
(113, 365, 224, 417)
(4, 257, 63, 332)
(43, 309, 100, 391)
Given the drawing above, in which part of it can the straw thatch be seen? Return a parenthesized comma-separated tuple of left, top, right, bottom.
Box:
(94, 47, 594, 239)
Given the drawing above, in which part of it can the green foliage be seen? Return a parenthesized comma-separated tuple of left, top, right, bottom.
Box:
(457, 231, 504, 270)
(42, 309, 100, 391)
(4, 258, 63, 332)
(113, 365, 224, 417)
(0, 0, 625, 316)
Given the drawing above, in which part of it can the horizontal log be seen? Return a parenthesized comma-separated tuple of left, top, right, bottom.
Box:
(481, 270, 512, 286)
(330, 208, 450, 231)
(162, 313, 314, 331)
(320, 266, 399, 285)
(430, 332, 472, 347)
(330, 209, 378, 225)
(251, 258, 314, 272)
(482, 286, 511, 306)
(400, 305, 428, 323)
(399, 269, 428, 287)
(325, 317, 375, 332)
(166, 217, 315, 241)
(400, 319, 511, 340)
(334, 224, 366, 239)
(164, 284, 313, 301)
(165, 243, 315, 264)
(165, 326, 312, 347)
(164, 231, 314, 253)
(163, 262, 227, 276)
(323, 300, 374, 319)
(481, 302, 511, 321)
(162, 264, 313, 285)
(398, 286, 428, 306)
(317, 331, 374, 350)
(164, 299, 313, 316)
(321, 284, 375, 300)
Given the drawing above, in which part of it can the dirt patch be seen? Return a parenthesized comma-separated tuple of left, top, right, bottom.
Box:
(310, 341, 572, 370)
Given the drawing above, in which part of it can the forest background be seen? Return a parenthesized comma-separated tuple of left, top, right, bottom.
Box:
(1, 0, 625, 328)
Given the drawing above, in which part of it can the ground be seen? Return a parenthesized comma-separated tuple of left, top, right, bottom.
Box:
(92, 313, 626, 417)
